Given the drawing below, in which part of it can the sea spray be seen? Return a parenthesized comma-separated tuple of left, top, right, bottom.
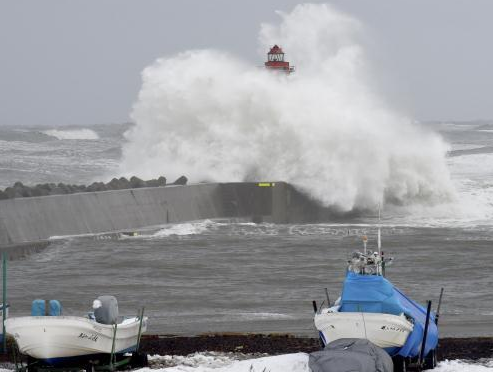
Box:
(120, 3, 453, 211)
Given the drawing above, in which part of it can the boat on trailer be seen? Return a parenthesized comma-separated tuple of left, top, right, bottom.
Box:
(315, 307, 414, 350)
(6, 296, 148, 371)
(7, 316, 147, 363)
(313, 231, 442, 371)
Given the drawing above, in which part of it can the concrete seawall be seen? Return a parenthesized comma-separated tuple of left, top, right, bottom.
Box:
(0, 182, 330, 251)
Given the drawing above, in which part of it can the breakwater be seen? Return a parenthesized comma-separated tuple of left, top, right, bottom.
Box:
(0, 182, 330, 252)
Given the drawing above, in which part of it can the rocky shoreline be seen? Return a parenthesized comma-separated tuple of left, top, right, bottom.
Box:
(0, 334, 491, 367)
(140, 334, 493, 361)
(0, 175, 188, 199)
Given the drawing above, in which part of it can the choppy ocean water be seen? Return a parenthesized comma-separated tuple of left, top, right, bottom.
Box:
(0, 124, 125, 189)
(0, 122, 492, 341)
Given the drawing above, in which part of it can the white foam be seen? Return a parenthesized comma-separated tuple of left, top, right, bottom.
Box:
(450, 144, 486, 151)
(151, 220, 215, 237)
(449, 153, 493, 179)
(237, 312, 294, 320)
(447, 154, 493, 224)
(43, 129, 100, 140)
(368, 150, 493, 228)
(120, 3, 453, 212)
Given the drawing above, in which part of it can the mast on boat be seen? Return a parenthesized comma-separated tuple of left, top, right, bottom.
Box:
(377, 205, 381, 256)
(348, 205, 391, 276)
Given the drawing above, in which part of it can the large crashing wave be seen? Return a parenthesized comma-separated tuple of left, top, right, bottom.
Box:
(120, 4, 453, 212)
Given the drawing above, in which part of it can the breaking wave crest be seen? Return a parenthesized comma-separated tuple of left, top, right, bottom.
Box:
(120, 4, 453, 212)
(44, 129, 100, 140)
(151, 220, 216, 237)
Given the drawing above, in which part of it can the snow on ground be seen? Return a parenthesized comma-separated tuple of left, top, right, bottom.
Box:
(1, 353, 492, 372)
(147, 352, 262, 369)
(137, 353, 493, 372)
(433, 359, 493, 372)
(140, 352, 308, 371)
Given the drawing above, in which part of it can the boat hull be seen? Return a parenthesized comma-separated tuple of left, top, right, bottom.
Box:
(5, 316, 147, 361)
(314, 311, 413, 349)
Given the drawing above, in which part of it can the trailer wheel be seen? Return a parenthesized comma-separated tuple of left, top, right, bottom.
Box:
(26, 356, 39, 372)
(392, 356, 407, 372)
(130, 352, 148, 368)
(423, 349, 437, 370)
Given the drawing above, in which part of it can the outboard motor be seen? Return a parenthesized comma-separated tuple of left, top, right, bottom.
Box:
(309, 339, 393, 372)
(93, 296, 118, 325)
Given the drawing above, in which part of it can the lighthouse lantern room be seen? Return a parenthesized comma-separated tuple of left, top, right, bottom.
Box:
(264, 45, 295, 73)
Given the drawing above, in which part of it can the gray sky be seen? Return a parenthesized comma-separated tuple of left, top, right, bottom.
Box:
(1, 0, 492, 127)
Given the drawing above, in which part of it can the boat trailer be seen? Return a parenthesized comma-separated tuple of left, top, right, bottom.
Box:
(10, 308, 148, 372)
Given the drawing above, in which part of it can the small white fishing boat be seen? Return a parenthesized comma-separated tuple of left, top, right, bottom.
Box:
(314, 307, 413, 349)
(6, 316, 147, 362)
(5, 296, 147, 366)
(314, 240, 414, 349)
(313, 224, 441, 371)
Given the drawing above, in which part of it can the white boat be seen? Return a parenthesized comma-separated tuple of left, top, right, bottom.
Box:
(314, 307, 414, 349)
(314, 241, 414, 349)
(5, 315, 147, 363)
(313, 225, 440, 372)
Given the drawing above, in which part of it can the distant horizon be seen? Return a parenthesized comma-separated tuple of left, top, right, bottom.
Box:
(2, 118, 493, 128)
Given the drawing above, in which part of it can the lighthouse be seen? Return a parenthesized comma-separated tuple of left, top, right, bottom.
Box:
(264, 45, 295, 74)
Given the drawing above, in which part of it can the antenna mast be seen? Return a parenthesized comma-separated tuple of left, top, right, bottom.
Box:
(377, 204, 381, 256)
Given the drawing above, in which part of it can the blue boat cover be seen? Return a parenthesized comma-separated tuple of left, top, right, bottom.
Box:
(339, 272, 438, 357)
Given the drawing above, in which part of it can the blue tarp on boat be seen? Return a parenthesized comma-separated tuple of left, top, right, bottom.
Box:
(339, 272, 438, 357)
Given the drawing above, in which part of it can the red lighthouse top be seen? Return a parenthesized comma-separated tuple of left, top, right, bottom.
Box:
(265, 45, 295, 73)
(269, 45, 284, 55)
